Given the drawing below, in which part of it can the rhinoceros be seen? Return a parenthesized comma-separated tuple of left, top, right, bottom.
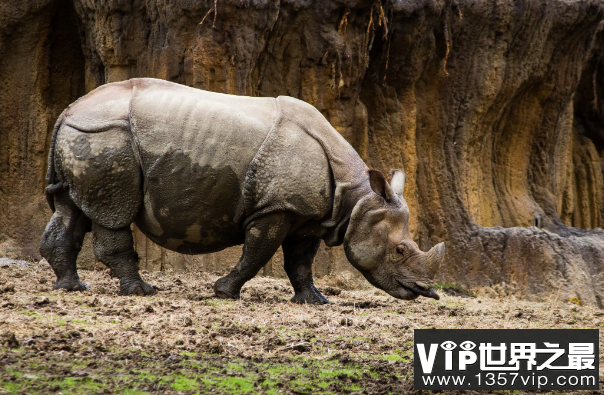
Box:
(40, 78, 444, 303)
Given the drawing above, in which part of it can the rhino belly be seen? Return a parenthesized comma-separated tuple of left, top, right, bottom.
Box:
(134, 149, 246, 254)
(128, 79, 278, 254)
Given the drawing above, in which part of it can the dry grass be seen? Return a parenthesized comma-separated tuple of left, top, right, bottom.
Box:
(0, 260, 602, 394)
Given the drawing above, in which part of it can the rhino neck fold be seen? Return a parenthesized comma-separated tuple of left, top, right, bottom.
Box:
(274, 96, 370, 247)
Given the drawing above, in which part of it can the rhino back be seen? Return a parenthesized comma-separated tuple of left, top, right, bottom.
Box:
(63, 80, 133, 130)
(129, 79, 277, 253)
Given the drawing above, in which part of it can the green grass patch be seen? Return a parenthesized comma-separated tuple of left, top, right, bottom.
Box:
(0, 351, 387, 394)
(382, 354, 402, 362)
(19, 310, 39, 317)
(170, 376, 199, 391)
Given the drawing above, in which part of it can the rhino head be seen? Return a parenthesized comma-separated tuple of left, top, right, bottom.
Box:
(343, 169, 444, 300)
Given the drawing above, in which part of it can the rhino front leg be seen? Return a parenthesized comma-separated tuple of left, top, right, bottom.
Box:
(40, 188, 91, 292)
(214, 213, 290, 300)
(282, 238, 329, 304)
(92, 223, 156, 296)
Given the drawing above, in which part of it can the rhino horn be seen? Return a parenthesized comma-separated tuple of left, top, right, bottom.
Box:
(390, 169, 406, 196)
(425, 242, 445, 279)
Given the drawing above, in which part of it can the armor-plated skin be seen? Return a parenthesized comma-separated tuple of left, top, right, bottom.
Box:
(40, 78, 444, 303)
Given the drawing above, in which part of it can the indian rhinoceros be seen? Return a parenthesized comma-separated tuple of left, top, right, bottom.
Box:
(40, 78, 444, 303)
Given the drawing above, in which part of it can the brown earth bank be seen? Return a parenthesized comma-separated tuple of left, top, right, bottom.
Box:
(1, 260, 604, 394)
(1, 0, 604, 303)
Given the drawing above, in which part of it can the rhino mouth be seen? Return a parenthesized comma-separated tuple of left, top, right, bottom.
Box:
(396, 280, 440, 301)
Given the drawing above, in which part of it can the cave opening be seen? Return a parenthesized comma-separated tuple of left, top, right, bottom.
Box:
(571, 42, 604, 230)
(574, 53, 604, 154)
(47, 0, 86, 119)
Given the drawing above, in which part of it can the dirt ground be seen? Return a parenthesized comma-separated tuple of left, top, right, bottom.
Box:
(0, 259, 602, 394)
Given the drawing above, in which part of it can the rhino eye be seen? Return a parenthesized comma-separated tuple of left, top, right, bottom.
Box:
(396, 245, 405, 255)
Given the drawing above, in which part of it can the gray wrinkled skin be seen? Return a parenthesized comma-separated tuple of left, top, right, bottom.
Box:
(40, 78, 444, 303)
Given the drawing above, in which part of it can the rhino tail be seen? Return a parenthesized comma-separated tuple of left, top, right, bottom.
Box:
(45, 109, 69, 212)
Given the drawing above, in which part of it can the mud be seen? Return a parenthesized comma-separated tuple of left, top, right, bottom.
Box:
(1, 260, 603, 394)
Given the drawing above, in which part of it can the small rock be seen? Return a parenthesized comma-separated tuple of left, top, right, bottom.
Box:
(0, 283, 15, 294)
(474, 286, 498, 299)
(34, 297, 50, 306)
(330, 352, 352, 363)
(340, 317, 353, 327)
(183, 317, 193, 327)
(87, 297, 99, 307)
(337, 373, 350, 380)
(0, 331, 19, 348)
(292, 343, 311, 352)
(145, 305, 155, 313)
(356, 301, 376, 308)
(322, 286, 342, 296)
(208, 342, 224, 354)
(0, 258, 34, 268)
(441, 287, 462, 297)
(303, 319, 320, 328)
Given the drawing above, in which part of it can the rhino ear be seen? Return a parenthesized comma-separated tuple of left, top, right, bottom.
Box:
(390, 169, 406, 196)
(368, 169, 393, 202)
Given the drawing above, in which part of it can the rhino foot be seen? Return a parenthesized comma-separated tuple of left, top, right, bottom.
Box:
(213, 276, 241, 300)
(119, 279, 157, 296)
(53, 277, 90, 292)
(291, 285, 330, 304)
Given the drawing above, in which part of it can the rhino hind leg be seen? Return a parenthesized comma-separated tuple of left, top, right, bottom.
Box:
(282, 238, 329, 304)
(214, 213, 290, 300)
(40, 188, 91, 292)
(92, 223, 156, 296)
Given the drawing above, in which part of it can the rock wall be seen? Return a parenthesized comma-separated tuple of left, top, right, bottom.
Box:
(1, 0, 604, 304)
